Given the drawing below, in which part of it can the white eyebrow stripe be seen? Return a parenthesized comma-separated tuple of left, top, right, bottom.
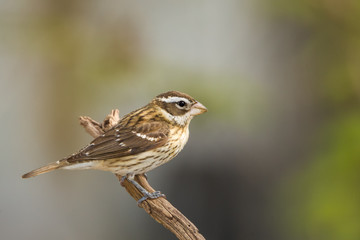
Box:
(156, 96, 191, 104)
(131, 131, 160, 142)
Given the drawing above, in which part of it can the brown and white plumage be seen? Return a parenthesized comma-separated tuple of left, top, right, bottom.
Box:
(22, 91, 207, 179)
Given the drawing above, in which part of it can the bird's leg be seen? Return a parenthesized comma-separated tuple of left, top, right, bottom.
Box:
(142, 173, 148, 180)
(126, 174, 165, 204)
(120, 176, 127, 186)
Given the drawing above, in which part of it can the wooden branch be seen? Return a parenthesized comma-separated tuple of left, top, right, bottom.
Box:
(79, 110, 205, 240)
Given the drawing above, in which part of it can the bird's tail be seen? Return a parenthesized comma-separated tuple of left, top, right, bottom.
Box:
(22, 161, 65, 178)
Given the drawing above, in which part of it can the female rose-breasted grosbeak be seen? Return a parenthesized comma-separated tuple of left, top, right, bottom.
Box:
(23, 91, 207, 202)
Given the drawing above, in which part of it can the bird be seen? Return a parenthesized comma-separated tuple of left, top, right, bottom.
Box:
(22, 91, 207, 202)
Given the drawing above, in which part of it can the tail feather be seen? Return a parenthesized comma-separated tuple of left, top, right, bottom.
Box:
(22, 162, 64, 178)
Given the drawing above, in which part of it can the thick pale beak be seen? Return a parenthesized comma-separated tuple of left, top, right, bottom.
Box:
(190, 101, 208, 116)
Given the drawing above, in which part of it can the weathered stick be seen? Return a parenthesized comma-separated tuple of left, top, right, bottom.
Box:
(79, 110, 205, 240)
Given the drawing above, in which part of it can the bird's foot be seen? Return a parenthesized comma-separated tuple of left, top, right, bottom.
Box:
(137, 191, 165, 204)
(124, 175, 165, 205)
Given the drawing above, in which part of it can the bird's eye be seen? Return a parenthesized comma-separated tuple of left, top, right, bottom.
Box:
(177, 100, 186, 108)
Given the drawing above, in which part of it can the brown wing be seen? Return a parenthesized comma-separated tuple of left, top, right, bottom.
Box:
(67, 121, 169, 162)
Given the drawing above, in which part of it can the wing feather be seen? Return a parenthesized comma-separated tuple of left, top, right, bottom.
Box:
(67, 121, 169, 162)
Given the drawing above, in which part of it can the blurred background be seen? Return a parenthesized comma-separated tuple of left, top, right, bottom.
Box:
(1, 0, 360, 239)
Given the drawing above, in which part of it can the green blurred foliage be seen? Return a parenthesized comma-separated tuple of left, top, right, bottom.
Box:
(278, 112, 360, 240)
(265, 0, 360, 239)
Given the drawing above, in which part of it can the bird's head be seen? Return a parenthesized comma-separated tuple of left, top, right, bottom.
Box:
(152, 91, 207, 126)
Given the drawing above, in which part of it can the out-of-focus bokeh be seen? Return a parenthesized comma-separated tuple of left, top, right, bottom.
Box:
(1, 0, 359, 239)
